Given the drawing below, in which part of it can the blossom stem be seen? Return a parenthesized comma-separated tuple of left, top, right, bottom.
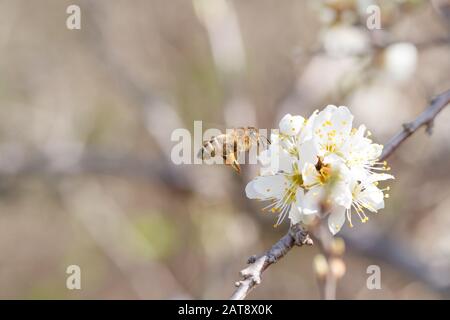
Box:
(312, 222, 340, 300)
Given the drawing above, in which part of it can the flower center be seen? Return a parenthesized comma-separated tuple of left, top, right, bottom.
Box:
(319, 165, 332, 184)
(290, 172, 303, 187)
(315, 157, 332, 184)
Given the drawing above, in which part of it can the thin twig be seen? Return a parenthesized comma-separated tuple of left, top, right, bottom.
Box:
(230, 89, 450, 300)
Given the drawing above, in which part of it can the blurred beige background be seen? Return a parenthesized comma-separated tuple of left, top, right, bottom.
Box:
(0, 0, 449, 299)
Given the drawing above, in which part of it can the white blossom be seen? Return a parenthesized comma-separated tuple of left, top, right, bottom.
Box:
(245, 105, 394, 234)
(279, 113, 305, 136)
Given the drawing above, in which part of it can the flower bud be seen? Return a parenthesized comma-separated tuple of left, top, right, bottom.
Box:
(330, 237, 346, 256)
(329, 258, 346, 279)
(313, 254, 329, 279)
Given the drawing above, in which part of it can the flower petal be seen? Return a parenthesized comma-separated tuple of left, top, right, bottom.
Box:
(302, 163, 320, 187)
(296, 187, 321, 215)
(360, 184, 385, 212)
(288, 205, 303, 225)
(298, 139, 319, 169)
(245, 179, 262, 199)
(332, 106, 354, 137)
(298, 110, 318, 142)
(252, 174, 287, 199)
(328, 206, 346, 235)
(289, 199, 317, 225)
(259, 144, 295, 175)
(279, 113, 305, 136)
(332, 181, 352, 209)
(313, 105, 354, 155)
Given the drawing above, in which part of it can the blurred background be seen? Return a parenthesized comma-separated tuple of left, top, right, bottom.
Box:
(0, 0, 449, 299)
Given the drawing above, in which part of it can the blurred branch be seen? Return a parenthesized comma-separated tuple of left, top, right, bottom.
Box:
(82, 3, 192, 187)
(0, 149, 192, 193)
(342, 226, 450, 294)
(230, 89, 450, 300)
(58, 182, 191, 299)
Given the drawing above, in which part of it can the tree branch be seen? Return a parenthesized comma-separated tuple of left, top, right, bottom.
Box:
(380, 89, 450, 160)
(230, 224, 313, 300)
(230, 89, 450, 300)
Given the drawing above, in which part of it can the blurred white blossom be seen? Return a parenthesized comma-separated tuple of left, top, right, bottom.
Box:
(383, 42, 418, 82)
(322, 26, 370, 58)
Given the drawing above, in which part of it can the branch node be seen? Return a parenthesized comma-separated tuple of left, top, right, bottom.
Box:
(266, 254, 278, 264)
(247, 255, 257, 264)
(290, 224, 313, 246)
(239, 256, 266, 284)
(402, 122, 414, 133)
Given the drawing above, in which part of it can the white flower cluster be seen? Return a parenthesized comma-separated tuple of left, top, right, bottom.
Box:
(246, 106, 394, 235)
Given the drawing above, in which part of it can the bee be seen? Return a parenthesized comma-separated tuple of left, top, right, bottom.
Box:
(197, 127, 270, 173)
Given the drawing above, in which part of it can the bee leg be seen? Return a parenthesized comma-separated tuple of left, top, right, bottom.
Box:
(224, 153, 241, 174)
(231, 159, 241, 174)
(231, 160, 241, 173)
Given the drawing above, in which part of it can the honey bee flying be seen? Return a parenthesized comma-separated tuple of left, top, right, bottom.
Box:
(197, 127, 270, 174)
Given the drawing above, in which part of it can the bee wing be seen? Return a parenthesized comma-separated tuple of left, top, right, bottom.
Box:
(256, 135, 271, 154)
(197, 143, 205, 159)
(198, 137, 218, 159)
